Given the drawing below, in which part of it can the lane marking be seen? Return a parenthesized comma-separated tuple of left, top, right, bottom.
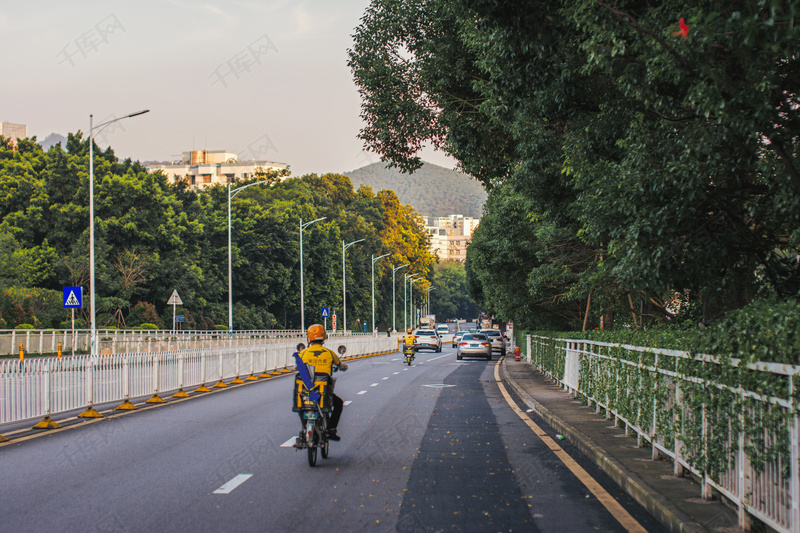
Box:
(382, 377, 389, 380)
(393, 372, 400, 375)
(426, 353, 450, 362)
(370, 383, 379, 387)
(344, 400, 353, 406)
(213, 474, 253, 494)
(493, 360, 647, 533)
(357, 390, 367, 395)
(422, 383, 455, 389)
(280, 437, 298, 448)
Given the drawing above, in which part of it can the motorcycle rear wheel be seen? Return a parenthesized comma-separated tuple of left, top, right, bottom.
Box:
(308, 445, 317, 466)
(321, 439, 329, 458)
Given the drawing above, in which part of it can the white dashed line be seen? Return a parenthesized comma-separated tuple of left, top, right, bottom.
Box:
(427, 353, 450, 362)
(393, 372, 400, 375)
(370, 383, 379, 387)
(213, 474, 252, 494)
(280, 437, 298, 448)
(344, 400, 353, 406)
(382, 377, 389, 380)
(357, 390, 367, 395)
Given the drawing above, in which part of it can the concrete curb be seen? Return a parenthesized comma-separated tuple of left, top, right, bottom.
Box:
(500, 359, 707, 533)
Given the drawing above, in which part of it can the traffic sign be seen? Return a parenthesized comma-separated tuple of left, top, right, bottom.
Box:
(63, 287, 82, 308)
(175, 315, 185, 322)
(321, 307, 330, 318)
(167, 290, 182, 305)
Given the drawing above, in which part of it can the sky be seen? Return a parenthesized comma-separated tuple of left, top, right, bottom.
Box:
(2, 1, 455, 176)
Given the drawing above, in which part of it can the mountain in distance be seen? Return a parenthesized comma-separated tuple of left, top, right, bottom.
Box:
(39, 133, 67, 151)
(344, 162, 487, 218)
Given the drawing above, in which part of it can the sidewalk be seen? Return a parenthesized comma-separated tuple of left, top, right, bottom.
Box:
(500, 357, 742, 533)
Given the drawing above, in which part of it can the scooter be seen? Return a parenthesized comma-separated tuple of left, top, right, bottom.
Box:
(293, 344, 347, 467)
(402, 344, 416, 366)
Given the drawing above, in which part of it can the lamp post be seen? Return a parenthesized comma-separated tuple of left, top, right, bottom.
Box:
(228, 180, 269, 334)
(426, 285, 435, 317)
(342, 238, 365, 333)
(89, 109, 149, 357)
(410, 277, 423, 327)
(299, 216, 326, 332)
(371, 253, 389, 333)
(404, 273, 420, 331)
(392, 264, 409, 332)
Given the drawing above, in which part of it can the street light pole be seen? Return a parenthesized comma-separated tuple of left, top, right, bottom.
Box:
(228, 180, 269, 334)
(427, 286, 435, 317)
(392, 264, 409, 332)
(342, 238, 365, 333)
(299, 216, 326, 332)
(371, 253, 389, 334)
(410, 277, 423, 328)
(404, 273, 420, 331)
(89, 109, 149, 357)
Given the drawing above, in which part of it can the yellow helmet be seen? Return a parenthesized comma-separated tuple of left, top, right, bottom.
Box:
(407, 328, 412, 334)
(307, 324, 327, 342)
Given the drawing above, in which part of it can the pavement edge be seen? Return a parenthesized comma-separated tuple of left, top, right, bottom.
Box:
(500, 358, 706, 533)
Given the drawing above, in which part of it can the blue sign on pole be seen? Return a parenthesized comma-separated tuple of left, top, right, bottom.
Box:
(63, 286, 83, 309)
(321, 307, 330, 318)
(175, 315, 185, 322)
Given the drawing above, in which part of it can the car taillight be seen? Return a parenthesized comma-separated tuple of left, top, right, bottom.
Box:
(459, 342, 468, 346)
(482, 343, 490, 347)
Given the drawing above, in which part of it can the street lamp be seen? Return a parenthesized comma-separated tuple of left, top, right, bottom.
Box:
(371, 253, 389, 333)
(300, 217, 326, 332)
(89, 109, 149, 357)
(342, 238, 365, 333)
(426, 285, 435, 317)
(410, 277, 424, 328)
(404, 273, 420, 331)
(228, 180, 269, 333)
(392, 264, 409, 332)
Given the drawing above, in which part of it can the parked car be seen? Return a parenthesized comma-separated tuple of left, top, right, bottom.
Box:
(480, 329, 506, 356)
(414, 329, 442, 352)
(456, 333, 491, 360)
(452, 330, 469, 348)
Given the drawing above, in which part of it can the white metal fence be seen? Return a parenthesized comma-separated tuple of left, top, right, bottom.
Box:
(0, 336, 396, 428)
(527, 334, 800, 533)
(0, 328, 379, 356)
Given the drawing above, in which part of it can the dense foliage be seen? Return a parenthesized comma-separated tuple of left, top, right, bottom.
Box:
(346, 161, 486, 217)
(349, 0, 800, 331)
(0, 134, 435, 330)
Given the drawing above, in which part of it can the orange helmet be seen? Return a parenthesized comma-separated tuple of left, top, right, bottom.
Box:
(407, 328, 412, 334)
(307, 324, 327, 342)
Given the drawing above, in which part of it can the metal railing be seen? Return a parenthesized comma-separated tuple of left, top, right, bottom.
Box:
(0, 336, 396, 428)
(0, 328, 376, 356)
(526, 334, 800, 533)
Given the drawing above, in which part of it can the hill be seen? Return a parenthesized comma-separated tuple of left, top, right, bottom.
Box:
(344, 162, 486, 218)
(39, 133, 67, 151)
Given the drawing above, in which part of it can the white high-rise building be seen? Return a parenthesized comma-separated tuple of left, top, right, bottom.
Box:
(146, 150, 289, 188)
(426, 214, 479, 262)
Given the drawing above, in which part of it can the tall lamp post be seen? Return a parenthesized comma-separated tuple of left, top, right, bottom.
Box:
(342, 238, 365, 333)
(371, 253, 389, 333)
(299, 217, 326, 332)
(392, 264, 409, 332)
(410, 277, 424, 328)
(89, 109, 149, 357)
(426, 286, 435, 317)
(228, 180, 269, 333)
(404, 273, 420, 331)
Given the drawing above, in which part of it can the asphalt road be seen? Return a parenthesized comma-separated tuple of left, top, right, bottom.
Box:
(0, 346, 664, 532)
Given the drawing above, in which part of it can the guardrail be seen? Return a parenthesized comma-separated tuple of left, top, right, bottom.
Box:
(526, 334, 800, 533)
(0, 328, 374, 356)
(0, 336, 396, 430)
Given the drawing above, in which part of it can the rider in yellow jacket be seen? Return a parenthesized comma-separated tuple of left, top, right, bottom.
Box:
(298, 324, 346, 440)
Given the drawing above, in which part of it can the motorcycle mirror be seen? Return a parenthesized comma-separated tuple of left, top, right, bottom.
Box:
(337, 345, 346, 355)
(296, 343, 306, 352)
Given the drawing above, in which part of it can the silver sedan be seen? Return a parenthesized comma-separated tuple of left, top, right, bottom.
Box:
(456, 333, 492, 361)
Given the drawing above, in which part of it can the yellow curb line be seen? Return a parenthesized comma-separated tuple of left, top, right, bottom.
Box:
(493, 358, 647, 533)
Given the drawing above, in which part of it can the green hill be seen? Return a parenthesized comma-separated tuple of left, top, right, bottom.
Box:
(344, 162, 486, 218)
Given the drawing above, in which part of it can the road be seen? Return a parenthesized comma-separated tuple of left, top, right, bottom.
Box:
(0, 345, 664, 532)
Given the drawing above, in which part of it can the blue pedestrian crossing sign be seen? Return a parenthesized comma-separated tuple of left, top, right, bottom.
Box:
(321, 307, 330, 318)
(63, 286, 83, 308)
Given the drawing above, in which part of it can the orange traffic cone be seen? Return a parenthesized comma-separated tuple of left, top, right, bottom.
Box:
(514, 346, 521, 361)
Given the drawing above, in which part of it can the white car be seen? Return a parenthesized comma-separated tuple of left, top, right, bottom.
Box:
(479, 329, 506, 356)
(414, 329, 442, 352)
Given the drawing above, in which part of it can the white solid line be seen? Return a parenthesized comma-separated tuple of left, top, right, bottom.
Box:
(370, 383, 379, 387)
(213, 474, 253, 494)
(357, 390, 367, 395)
(280, 437, 298, 448)
(344, 400, 353, 406)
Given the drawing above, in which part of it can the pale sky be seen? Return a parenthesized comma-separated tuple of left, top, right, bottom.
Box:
(2, 1, 454, 176)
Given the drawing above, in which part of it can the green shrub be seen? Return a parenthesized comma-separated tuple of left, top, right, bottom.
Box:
(14, 323, 34, 329)
(139, 323, 158, 330)
(216, 325, 228, 330)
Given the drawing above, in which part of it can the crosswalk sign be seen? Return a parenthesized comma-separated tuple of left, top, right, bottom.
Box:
(321, 307, 330, 318)
(63, 287, 83, 308)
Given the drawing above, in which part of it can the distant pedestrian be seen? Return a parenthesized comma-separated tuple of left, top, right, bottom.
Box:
(387, 326, 392, 337)
(374, 326, 379, 337)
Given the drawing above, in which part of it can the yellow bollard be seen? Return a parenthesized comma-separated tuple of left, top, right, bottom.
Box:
(58, 342, 62, 361)
(19, 343, 24, 362)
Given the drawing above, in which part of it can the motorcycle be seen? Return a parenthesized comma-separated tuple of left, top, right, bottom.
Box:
(402, 343, 416, 366)
(292, 343, 347, 467)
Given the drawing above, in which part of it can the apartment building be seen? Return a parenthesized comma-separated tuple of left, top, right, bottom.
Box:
(426, 214, 479, 262)
(146, 150, 289, 188)
(1, 122, 27, 146)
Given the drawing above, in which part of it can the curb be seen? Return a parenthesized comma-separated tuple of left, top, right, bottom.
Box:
(500, 359, 707, 533)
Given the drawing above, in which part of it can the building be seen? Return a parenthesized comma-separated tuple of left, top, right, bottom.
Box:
(145, 150, 289, 188)
(426, 214, 479, 262)
(1, 122, 28, 146)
